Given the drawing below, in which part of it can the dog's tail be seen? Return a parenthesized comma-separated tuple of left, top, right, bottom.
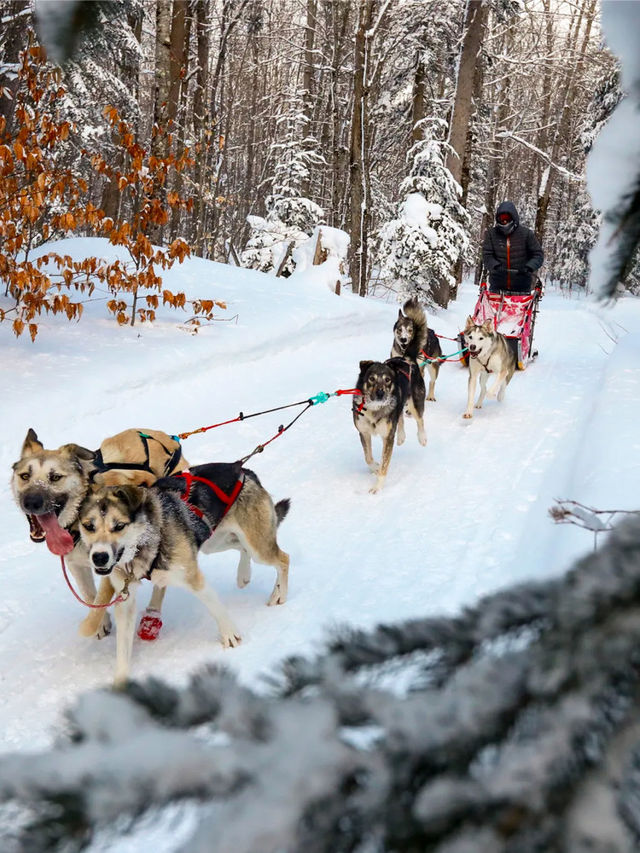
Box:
(402, 297, 428, 360)
(275, 498, 290, 525)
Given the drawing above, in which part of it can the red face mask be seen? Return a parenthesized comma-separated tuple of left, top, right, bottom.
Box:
(497, 213, 512, 225)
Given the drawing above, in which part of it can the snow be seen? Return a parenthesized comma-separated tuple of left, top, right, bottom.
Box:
(1, 238, 639, 769)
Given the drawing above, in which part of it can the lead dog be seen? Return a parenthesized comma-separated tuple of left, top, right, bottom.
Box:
(391, 297, 442, 401)
(462, 317, 516, 419)
(353, 357, 426, 493)
(77, 464, 290, 685)
(11, 428, 189, 638)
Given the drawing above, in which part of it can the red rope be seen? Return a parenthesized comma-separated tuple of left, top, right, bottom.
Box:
(178, 415, 243, 439)
(60, 556, 127, 608)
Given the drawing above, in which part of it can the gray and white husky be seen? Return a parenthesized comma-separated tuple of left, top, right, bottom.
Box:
(391, 297, 442, 401)
(78, 463, 290, 685)
(462, 317, 516, 419)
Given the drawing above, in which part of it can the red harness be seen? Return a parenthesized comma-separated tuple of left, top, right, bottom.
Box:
(176, 470, 244, 528)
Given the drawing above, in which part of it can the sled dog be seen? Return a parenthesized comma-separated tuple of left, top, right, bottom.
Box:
(11, 428, 189, 638)
(462, 317, 516, 419)
(353, 357, 426, 494)
(391, 297, 442, 401)
(78, 465, 290, 685)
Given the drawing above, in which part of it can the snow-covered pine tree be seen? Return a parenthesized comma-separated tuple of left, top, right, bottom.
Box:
(378, 117, 469, 308)
(241, 77, 324, 276)
(5, 514, 640, 851)
(549, 189, 599, 291)
(546, 56, 621, 293)
(588, 1, 640, 299)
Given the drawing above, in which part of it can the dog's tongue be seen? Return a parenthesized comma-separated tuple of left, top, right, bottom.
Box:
(39, 513, 75, 556)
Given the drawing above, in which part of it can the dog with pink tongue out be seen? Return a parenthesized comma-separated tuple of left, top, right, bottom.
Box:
(11, 428, 188, 642)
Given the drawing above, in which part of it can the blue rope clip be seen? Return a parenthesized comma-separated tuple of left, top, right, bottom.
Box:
(309, 391, 332, 405)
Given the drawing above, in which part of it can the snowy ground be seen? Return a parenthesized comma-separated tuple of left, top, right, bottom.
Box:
(1, 239, 639, 755)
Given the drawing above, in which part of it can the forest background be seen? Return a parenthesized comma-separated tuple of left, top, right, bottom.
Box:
(0, 0, 620, 340)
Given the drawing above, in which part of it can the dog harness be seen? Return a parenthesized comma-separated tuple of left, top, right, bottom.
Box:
(176, 468, 245, 531)
(468, 351, 492, 372)
(353, 358, 414, 417)
(91, 432, 183, 480)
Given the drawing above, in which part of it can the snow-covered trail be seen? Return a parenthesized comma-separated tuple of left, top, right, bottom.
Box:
(0, 272, 631, 753)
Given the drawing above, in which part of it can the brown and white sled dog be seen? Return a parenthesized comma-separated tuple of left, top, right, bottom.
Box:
(353, 357, 426, 494)
(77, 466, 290, 685)
(462, 317, 516, 419)
(11, 428, 189, 638)
(391, 297, 442, 401)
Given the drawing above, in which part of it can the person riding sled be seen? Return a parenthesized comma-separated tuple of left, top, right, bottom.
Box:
(482, 201, 544, 294)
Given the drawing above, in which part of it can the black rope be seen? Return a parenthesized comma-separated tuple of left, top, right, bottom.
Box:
(239, 402, 315, 465)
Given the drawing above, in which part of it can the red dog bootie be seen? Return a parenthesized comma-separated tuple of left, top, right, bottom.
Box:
(137, 609, 163, 641)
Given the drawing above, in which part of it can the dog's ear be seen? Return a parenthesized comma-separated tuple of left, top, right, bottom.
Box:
(113, 485, 145, 513)
(20, 428, 43, 458)
(359, 360, 374, 373)
(481, 319, 494, 334)
(397, 309, 403, 320)
(464, 315, 475, 331)
(61, 443, 96, 463)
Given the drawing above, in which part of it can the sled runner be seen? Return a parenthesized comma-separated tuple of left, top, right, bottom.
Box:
(463, 277, 541, 370)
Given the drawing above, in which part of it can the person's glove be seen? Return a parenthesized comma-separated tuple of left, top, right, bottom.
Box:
(535, 284, 543, 298)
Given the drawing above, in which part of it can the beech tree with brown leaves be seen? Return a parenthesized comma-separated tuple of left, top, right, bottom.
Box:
(0, 44, 101, 340)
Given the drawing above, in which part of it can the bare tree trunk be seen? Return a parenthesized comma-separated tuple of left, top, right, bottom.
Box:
(192, 0, 210, 252)
(300, 0, 318, 198)
(446, 0, 487, 186)
(149, 0, 173, 244)
(534, 0, 597, 241)
(167, 0, 186, 131)
(196, 0, 249, 257)
(0, 1, 31, 133)
(152, 0, 172, 151)
(411, 48, 427, 144)
(330, 1, 351, 230)
(169, 0, 189, 240)
(348, 0, 375, 297)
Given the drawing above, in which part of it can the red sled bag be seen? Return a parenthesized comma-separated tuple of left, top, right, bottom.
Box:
(461, 283, 540, 370)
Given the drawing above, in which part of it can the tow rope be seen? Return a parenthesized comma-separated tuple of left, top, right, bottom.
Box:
(176, 388, 361, 464)
(236, 388, 362, 464)
(177, 388, 361, 441)
(418, 346, 468, 365)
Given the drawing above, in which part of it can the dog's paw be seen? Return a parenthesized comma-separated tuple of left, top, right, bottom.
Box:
(427, 395, 436, 402)
(396, 433, 405, 446)
(236, 563, 252, 588)
(267, 584, 287, 606)
(462, 412, 473, 419)
(221, 630, 242, 648)
(96, 613, 112, 640)
(418, 433, 427, 447)
(78, 611, 111, 639)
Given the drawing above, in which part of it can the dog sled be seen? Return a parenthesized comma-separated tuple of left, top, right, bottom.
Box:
(462, 277, 541, 370)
